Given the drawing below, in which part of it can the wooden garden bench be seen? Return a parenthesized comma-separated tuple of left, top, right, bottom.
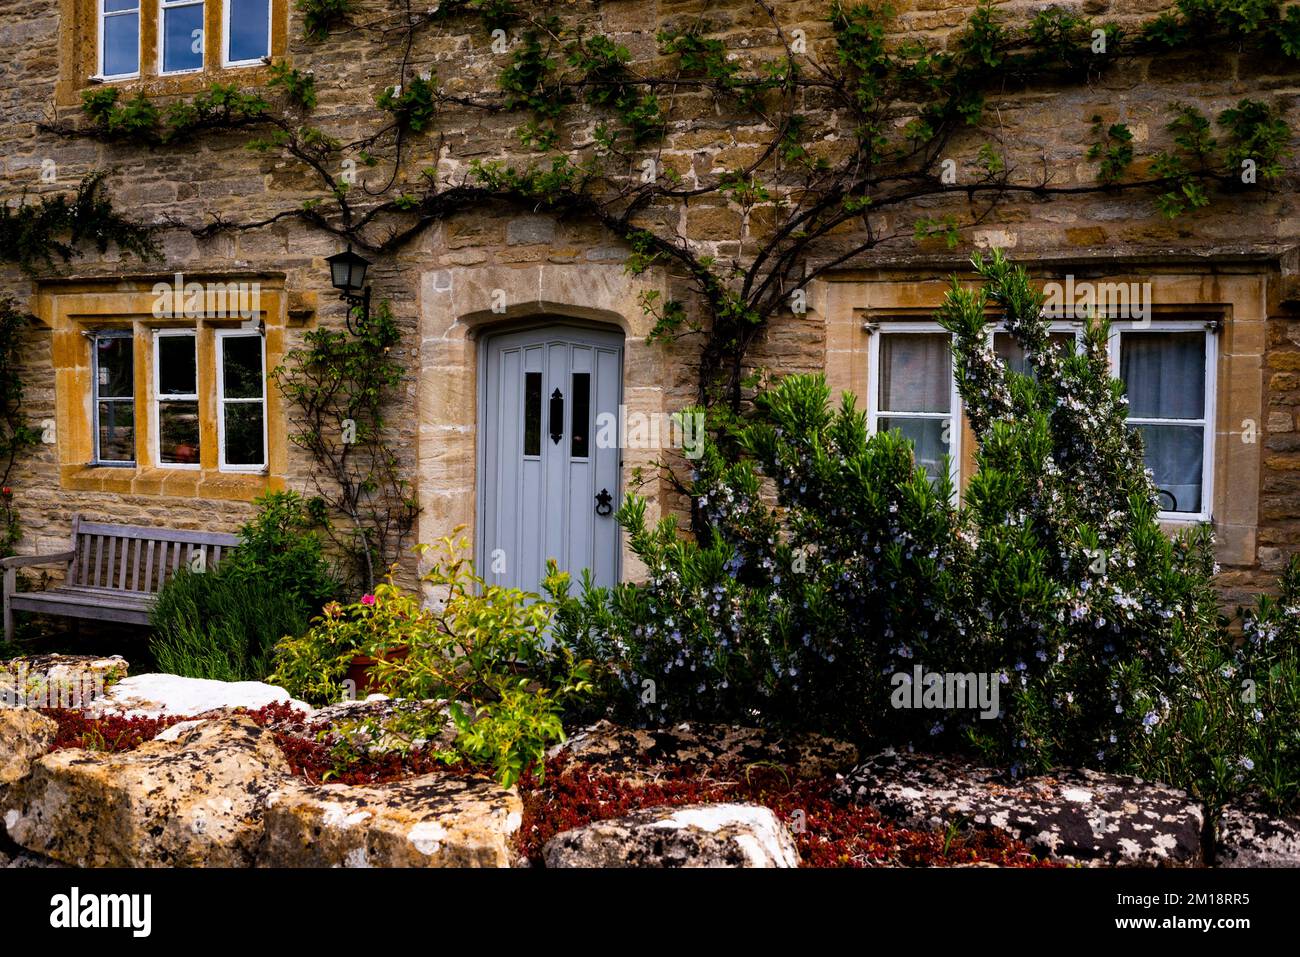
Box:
(1, 515, 240, 642)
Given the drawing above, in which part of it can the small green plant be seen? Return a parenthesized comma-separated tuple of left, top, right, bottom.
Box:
(149, 492, 338, 682)
(268, 64, 319, 111)
(377, 74, 439, 133)
(1087, 117, 1135, 184)
(150, 567, 314, 682)
(222, 490, 340, 612)
(296, 0, 354, 41)
(272, 532, 595, 787)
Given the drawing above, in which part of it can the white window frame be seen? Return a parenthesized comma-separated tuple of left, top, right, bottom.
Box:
(158, 0, 206, 77)
(866, 321, 962, 497)
(91, 330, 136, 466)
(1107, 320, 1217, 523)
(222, 0, 272, 68)
(97, 0, 141, 81)
(152, 328, 201, 470)
(215, 329, 268, 473)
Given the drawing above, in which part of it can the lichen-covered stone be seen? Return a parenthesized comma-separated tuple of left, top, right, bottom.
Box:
(259, 774, 522, 868)
(1216, 806, 1300, 867)
(0, 848, 63, 868)
(552, 719, 858, 781)
(0, 707, 57, 787)
(543, 803, 800, 868)
(2, 715, 290, 867)
(835, 751, 1204, 867)
(1, 655, 127, 708)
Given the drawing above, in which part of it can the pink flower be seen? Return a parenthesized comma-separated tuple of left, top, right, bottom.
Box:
(360, 594, 376, 606)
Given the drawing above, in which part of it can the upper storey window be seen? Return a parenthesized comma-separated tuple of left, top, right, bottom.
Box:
(226, 0, 272, 66)
(100, 0, 141, 80)
(160, 0, 206, 75)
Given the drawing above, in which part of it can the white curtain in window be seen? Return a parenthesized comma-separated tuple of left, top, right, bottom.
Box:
(879, 334, 950, 412)
(1121, 332, 1206, 513)
(1121, 332, 1205, 419)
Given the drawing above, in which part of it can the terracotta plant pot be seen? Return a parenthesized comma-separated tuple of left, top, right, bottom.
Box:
(346, 646, 410, 696)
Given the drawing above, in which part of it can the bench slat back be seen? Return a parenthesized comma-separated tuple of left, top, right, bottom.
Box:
(68, 516, 240, 594)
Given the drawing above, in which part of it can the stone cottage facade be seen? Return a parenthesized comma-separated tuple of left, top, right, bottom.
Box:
(1, 0, 1299, 606)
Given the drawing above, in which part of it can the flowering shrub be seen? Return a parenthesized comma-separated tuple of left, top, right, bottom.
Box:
(1132, 555, 1300, 815)
(554, 409, 966, 744)
(556, 251, 1299, 813)
(271, 533, 594, 787)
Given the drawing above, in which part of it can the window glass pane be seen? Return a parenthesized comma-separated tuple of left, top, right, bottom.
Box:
(221, 335, 263, 399)
(158, 335, 197, 395)
(879, 334, 950, 413)
(524, 371, 541, 456)
(102, 12, 139, 76)
(159, 401, 200, 464)
(223, 404, 265, 466)
(162, 3, 205, 73)
(1120, 332, 1205, 420)
(228, 0, 270, 62)
(571, 372, 590, 458)
(97, 401, 135, 462)
(993, 332, 1075, 378)
(1132, 423, 1203, 514)
(879, 416, 950, 484)
(96, 336, 133, 399)
(105, 0, 138, 11)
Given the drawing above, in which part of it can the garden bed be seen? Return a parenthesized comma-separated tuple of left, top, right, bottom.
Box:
(31, 705, 1053, 867)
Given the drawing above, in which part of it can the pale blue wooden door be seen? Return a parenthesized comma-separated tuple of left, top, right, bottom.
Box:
(480, 325, 623, 592)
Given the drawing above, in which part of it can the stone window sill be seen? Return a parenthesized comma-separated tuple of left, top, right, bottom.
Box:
(60, 465, 282, 502)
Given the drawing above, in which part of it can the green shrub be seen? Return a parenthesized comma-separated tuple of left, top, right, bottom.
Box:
(221, 490, 340, 612)
(150, 567, 312, 682)
(270, 532, 594, 787)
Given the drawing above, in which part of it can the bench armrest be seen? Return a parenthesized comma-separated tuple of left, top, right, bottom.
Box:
(0, 550, 76, 570)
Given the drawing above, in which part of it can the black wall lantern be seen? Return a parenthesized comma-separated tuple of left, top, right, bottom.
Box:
(326, 244, 372, 335)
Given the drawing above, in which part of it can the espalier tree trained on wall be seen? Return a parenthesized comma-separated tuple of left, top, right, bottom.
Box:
(24, 0, 1300, 412)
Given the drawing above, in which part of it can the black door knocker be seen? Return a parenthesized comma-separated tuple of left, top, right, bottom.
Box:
(595, 488, 613, 516)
